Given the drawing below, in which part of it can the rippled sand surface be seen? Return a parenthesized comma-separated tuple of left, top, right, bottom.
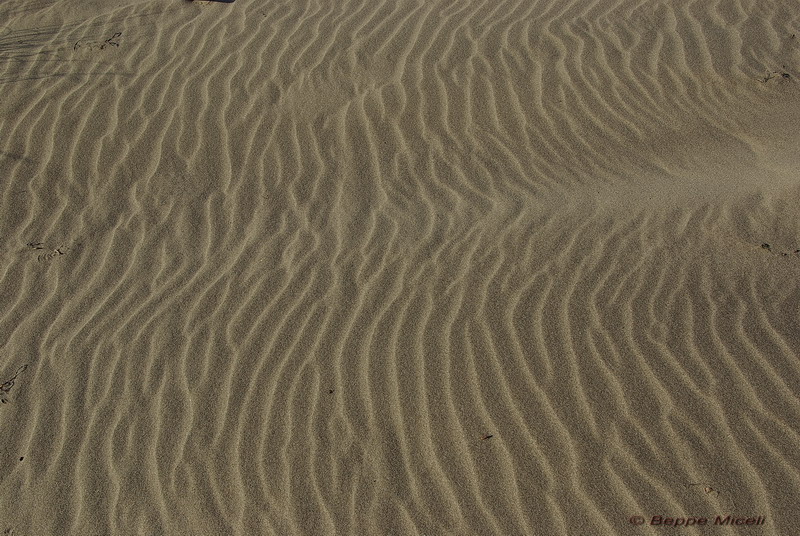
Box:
(1, 0, 799, 534)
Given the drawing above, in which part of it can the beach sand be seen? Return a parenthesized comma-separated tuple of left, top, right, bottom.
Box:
(1, 0, 799, 534)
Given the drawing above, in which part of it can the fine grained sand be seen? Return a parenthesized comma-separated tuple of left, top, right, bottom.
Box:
(1, 0, 799, 534)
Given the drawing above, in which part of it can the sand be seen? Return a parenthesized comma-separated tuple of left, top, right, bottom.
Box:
(1, 0, 799, 534)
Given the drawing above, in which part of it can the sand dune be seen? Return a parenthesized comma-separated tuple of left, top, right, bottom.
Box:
(1, 0, 799, 534)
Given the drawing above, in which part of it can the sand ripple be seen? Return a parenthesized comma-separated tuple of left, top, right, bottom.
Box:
(1, 0, 799, 533)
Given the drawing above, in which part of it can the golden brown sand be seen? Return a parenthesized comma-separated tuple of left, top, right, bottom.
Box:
(1, 0, 799, 534)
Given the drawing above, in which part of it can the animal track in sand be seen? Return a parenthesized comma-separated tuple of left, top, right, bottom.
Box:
(26, 240, 81, 262)
(759, 65, 793, 83)
(687, 482, 738, 509)
(73, 32, 121, 52)
(0, 364, 28, 404)
(760, 243, 800, 258)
